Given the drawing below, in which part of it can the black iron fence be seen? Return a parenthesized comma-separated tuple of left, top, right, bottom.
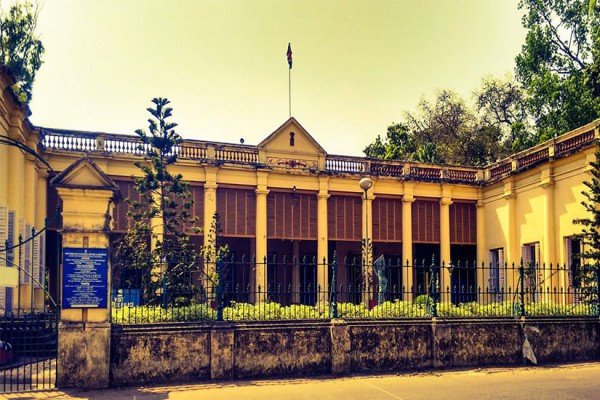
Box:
(111, 255, 600, 324)
(0, 310, 58, 393)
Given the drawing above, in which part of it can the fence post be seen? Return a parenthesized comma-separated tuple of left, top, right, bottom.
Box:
(332, 253, 338, 319)
(430, 255, 438, 318)
(216, 259, 224, 321)
(518, 260, 525, 317)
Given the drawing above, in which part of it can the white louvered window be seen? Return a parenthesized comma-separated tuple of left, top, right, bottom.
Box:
(32, 232, 40, 288)
(0, 287, 5, 314)
(21, 221, 30, 285)
(0, 205, 7, 266)
(7, 211, 15, 266)
(5, 287, 13, 313)
(39, 231, 45, 289)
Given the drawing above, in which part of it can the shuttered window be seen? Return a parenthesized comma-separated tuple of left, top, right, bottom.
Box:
(7, 211, 15, 266)
(112, 179, 139, 232)
(46, 182, 61, 230)
(5, 287, 13, 313)
(372, 197, 402, 242)
(327, 194, 362, 241)
(32, 232, 40, 288)
(38, 232, 45, 289)
(412, 199, 440, 243)
(450, 202, 477, 244)
(0, 206, 7, 264)
(188, 185, 204, 233)
(21, 220, 30, 285)
(217, 187, 256, 237)
(267, 191, 317, 240)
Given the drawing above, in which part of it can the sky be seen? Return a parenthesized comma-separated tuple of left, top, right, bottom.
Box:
(26, 0, 526, 156)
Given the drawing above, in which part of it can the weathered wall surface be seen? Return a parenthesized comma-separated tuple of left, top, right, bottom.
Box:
(524, 318, 600, 363)
(109, 317, 600, 387)
(58, 322, 111, 388)
(233, 322, 331, 378)
(110, 323, 212, 386)
(432, 319, 522, 367)
(349, 320, 432, 371)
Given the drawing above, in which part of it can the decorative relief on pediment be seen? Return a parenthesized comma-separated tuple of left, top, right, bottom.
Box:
(267, 157, 318, 170)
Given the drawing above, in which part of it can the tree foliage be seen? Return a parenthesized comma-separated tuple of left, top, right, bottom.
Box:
(516, 0, 600, 140)
(365, 2, 600, 165)
(573, 146, 600, 306)
(364, 87, 514, 166)
(118, 98, 200, 305)
(0, 0, 44, 103)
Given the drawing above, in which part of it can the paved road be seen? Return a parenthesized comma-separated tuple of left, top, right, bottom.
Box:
(5, 362, 600, 400)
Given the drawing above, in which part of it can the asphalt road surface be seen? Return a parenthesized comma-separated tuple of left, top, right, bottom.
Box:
(6, 362, 600, 400)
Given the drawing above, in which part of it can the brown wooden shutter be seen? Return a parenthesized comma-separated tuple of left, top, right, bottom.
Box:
(112, 179, 139, 233)
(189, 185, 204, 234)
(412, 199, 440, 243)
(450, 201, 477, 244)
(327, 194, 362, 241)
(267, 191, 317, 240)
(372, 197, 402, 242)
(217, 187, 255, 237)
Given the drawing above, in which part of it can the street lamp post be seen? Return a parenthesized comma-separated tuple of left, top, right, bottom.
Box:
(359, 177, 373, 305)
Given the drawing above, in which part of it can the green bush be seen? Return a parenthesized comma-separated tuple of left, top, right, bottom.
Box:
(413, 294, 433, 306)
(112, 299, 598, 324)
(369, 300, 430, 318)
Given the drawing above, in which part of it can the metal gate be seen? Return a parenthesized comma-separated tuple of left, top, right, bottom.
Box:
(1, 311, 58, 392)
(0, 223, 60, 393)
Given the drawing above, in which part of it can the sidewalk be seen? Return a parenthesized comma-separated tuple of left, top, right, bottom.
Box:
(4, 362, 600, 400)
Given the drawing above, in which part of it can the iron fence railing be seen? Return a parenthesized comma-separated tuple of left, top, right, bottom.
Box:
(0, 310, 58, 393)
(111, 255, 600, 324)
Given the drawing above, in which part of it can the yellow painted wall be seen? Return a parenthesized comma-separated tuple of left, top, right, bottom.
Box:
(1, 70, 599, 312)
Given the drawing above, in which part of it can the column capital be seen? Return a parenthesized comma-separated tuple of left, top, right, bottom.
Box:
(403, 194, 415, 203)
(476, 199, 485, 208)
(440, 197, 453, 206)
(317, 192, 330, 200)
(204, 182, 218, 190)
(255, 188, 270, 196)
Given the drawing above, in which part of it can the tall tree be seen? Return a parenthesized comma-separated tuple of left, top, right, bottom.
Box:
(0, 0, 44, 103)
(474, 75, 534, 153)
(516, 0, 600, 140)
(364, 90, 503, 166)
(573, 146, 600, 306)
(118, 98, 200, 305)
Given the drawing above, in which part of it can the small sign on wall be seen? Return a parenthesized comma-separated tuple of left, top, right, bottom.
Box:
(62, 248, 108, 308)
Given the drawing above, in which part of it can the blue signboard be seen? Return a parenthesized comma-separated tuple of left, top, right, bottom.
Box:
(62, 248, 108, 308)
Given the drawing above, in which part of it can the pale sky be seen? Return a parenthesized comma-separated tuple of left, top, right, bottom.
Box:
(27, 0, 526, 156)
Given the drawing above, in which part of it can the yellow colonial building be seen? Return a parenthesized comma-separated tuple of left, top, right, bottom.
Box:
(0, 70, 598, 313)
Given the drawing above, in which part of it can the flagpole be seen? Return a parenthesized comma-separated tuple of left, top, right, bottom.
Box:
(287, 42, 293, 119)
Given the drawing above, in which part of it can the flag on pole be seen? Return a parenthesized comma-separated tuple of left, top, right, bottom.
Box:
(287, 43, 293, 69)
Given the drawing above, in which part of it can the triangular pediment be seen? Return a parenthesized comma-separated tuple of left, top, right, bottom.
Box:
(50, 156, 120, 193)
(259, 117, 326, 156)
(258, 118, 327, 172)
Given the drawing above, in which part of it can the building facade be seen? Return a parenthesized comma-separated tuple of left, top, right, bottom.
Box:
(0, 71, 598, 313)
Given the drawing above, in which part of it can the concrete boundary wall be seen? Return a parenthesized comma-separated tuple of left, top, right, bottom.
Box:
(109, 317, 600, 386)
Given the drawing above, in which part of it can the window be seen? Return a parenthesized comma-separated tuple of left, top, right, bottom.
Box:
(522, 242, 541, 301)
(565, 236, 582, 288)
(7, 211, 15, 266)
(489, 248, 505, 301)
